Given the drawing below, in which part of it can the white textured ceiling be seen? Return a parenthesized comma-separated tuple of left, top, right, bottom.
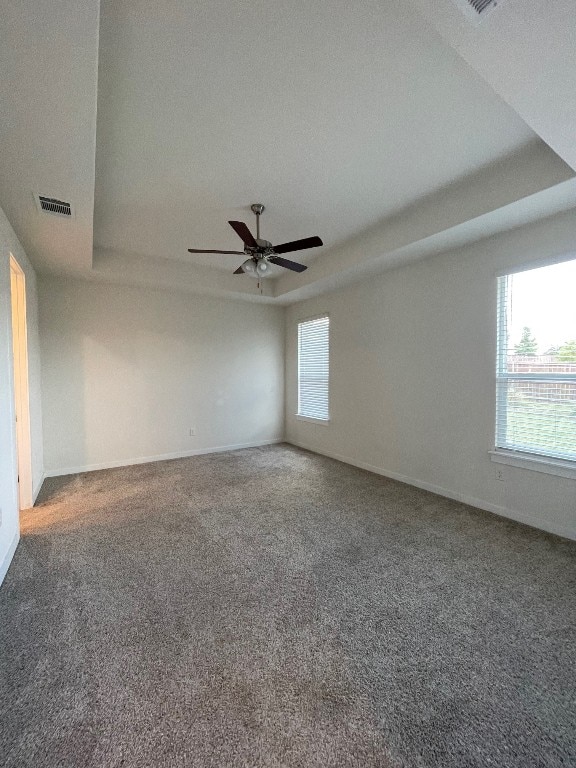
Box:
(411, 0, 576, 174)
(0, 0, 99, 273)
(93, 0, 537, 273)
(1, 0, 576, 302)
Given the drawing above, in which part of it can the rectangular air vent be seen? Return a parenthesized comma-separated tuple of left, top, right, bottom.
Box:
(34, 194, 73, 218)
(453, 0, 500, 22)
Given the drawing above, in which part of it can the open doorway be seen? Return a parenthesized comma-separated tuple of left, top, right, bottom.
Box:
(10, 254, 33, 510)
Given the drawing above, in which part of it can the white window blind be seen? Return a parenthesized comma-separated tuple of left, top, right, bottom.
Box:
(496, 260, 576, 464)
(298, 316, 329, 421)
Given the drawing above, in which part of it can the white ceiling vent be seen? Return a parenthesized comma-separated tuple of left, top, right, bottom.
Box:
(452, 0, 500, 23)
(34, 193, 74, 218)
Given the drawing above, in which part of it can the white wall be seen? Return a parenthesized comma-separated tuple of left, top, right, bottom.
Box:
(286, 209, 576, 540)
(39, 277, 284, 474)
(0, 207, 44, 584)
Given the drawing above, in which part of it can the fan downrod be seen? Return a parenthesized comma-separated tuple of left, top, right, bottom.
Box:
(251, 203, 265, 239)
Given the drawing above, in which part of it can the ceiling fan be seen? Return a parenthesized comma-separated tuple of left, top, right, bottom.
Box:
(188, 204, 323, 278)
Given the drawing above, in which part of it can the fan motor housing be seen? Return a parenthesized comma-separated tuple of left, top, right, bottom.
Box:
(246, 239, 273, 257)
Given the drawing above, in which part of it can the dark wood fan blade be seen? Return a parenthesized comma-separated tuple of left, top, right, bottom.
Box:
(272, 236, 323, 255)
(228, 221, 258, 248)
(233, 266, 244, 274)
(188, 249, 245, 254)
(269, 255, 308, 273)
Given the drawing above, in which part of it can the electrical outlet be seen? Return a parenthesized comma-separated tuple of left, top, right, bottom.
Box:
(189, 427, 196, 436)
(495, 468, 505, 482)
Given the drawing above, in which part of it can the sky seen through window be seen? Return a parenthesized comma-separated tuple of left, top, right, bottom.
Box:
(508, 258, 576, 353)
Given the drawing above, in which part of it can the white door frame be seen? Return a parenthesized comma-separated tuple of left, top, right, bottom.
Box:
(10, 254, 33, 510)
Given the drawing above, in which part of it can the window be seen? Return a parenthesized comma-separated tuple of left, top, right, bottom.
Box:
(495, 259, 576, 469)
(298, 316, 329, 422)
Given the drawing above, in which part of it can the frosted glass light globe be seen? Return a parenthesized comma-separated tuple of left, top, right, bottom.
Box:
(242, 259, 258, 277)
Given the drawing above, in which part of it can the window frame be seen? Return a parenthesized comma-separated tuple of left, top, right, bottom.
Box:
(492, 260, 576, 480)
(296, 313, 330, 425)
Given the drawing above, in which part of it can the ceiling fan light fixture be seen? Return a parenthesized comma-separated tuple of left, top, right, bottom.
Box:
(241, 258, 258, 277)
(187, 203, 321, 276)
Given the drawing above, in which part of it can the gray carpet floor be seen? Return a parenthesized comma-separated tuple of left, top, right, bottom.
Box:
(1, 444, 575, 767)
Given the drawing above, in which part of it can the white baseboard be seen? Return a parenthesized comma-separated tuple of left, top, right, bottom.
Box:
(287, 440, 576, 542)
(0, 531, 20, 588)
(44, 438, 284, 478)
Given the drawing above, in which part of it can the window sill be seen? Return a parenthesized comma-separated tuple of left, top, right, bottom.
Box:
(489, 450, 576, 480)
(296, 415, 330, 426)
